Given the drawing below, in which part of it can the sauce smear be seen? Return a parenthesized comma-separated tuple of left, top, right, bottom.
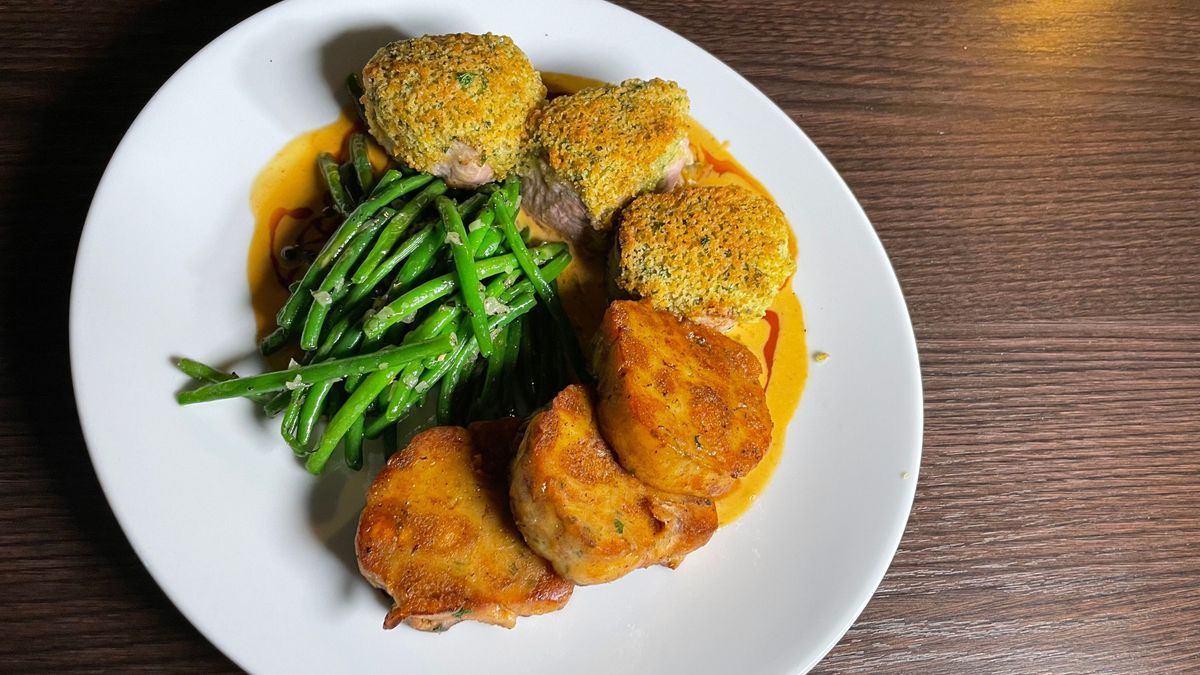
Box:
(247, 73, 808, 524)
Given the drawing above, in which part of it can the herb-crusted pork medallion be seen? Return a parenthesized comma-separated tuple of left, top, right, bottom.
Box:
(615, 184, 795, 330)
(521, 78, 691, 240)
(361, 33, 545, 188)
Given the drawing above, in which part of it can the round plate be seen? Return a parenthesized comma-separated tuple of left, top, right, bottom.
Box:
(70, 1, 922, 672)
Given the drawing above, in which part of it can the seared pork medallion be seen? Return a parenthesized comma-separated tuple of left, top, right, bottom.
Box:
(357, 426, 572, 631)
(614, 185, 795, 330)
(521, 79, 690, 240)
(361, 33, 544, 188)
(511, 385, 717, 585)
(593, 300, 772, 498)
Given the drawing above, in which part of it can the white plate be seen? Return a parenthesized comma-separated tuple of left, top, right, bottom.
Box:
(70, 1, 922, 672)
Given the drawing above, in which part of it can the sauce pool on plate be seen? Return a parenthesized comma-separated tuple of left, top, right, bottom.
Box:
(246, 73, 807, 524)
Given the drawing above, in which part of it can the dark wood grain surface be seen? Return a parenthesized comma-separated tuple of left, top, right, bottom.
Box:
(1, 0, 1197, 672)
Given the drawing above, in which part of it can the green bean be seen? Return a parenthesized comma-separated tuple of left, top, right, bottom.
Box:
(326, 174, 435, 271)
(465, 208, 496, 255)
(437, 197, 493, 358)
(364, 244, 566, 339)
(436, 331, 476, 424)
(476, 228, 504, 258)
(385, 195, 486, 295)
(311, 313, 353, 361)
(475, 323, 510, 416)
(456, 193, 489, 225)
(386, 195, 480, 290)
(500, 315, 524, 414)
(344, 414, 364, 470)
(493, 182, 591, 382)
(312, 311, 367, 363)
(351, 179, 447, 284)
(407, 302, 462, 343)
(299, 207, 394, 350)
(371, 276, 456, 335)
(363, 328, 464, 438)
(371, 374, 394, 412)
(318, 306, 367, 358)
(365, 361, 428, 438)
(175, 358, 236, 384)
(369, 169, 402, 198)
(263, 390, 291, 417)
(383, 362, 421, 418)
(389, 224, 444, 293)
(306, 363, 400, 474)
(367, 292, 535, 436)
(175, 358, 275, 405)
(311, 319, 348, 360)
(354, 297, 457, 389)
(319, 208, 396, 302)
(431, 303, 466, 337)
(418, 271, 511, 374)
(281, 387, 307, 455)
(498, 251, 571, 303)
(311, 292, 450, 469)
(527, 306, 550, 406)
(339, 162, 361, 205)
(340, 222, 436, 311)
(392, 221, 438, 262)
(503, 175, 520, 203)
(318, 153, 354, 216)
(482, 300, 525, 415)
(481, 293, 537, 345)
(298, 302, 331, 354)
(366, 309, 462, 436)
(465, 227, 490, 257)
(492, 182, 556, 304)
(349, 134, 374, 195)
(275, 173, 434, 330)
(333, 320, 366, 356)
(517, 313, 539, 410)
(257, 325, 290, 356)
(531, 304, 566, 404)
(343, 332, 384, 392)
(176, 336, 452, 405)
(449, 293, 537, 376)
(295, 376, 337, 447)
(346, 73, 367, 124)
(343, 188, 477, 312)
(477, 270, 523, 324)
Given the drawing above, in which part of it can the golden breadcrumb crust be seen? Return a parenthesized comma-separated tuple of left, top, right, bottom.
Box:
(615, 185, 795, 328)
(510, 385, 717, 585)
(356, 425, 572, 631)
(593, 300, 772, 497)
(530, 78, 690, 229)
(362, 33, 544, 178)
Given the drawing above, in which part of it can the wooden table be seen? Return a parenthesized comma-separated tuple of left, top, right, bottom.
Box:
(2, 0, 1197, 671)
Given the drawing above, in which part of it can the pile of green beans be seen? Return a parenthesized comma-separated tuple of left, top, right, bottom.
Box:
(175, 144, 580, 475)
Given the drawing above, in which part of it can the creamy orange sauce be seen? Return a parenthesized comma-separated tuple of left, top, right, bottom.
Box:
(247, 73, 807, 524)
(721, 290, 806, 523)
(248, 114, 388, 368)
